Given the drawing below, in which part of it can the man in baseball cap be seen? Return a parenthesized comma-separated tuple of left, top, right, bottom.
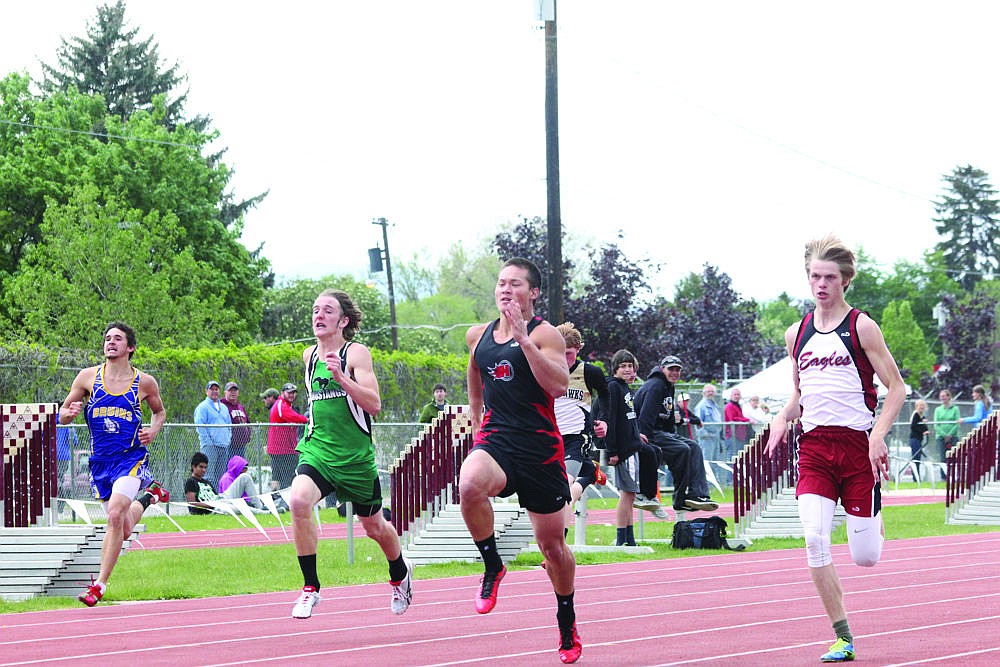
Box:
(633, 354, 718, 513)
(194, 380, 231, 486)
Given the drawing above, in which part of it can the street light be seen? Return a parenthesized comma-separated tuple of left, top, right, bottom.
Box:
(370, 217, 398, 350)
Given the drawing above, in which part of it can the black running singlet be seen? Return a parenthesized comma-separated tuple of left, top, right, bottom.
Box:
(473, 317, 561, 440)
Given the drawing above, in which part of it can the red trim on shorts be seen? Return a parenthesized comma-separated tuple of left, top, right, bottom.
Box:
(796, 425, 880, 517)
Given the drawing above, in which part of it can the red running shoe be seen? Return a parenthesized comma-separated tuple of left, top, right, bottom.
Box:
(475, 565, 507, 614)
(77, 578, 104, 607)
(558, 624, 582, 664)
(146, 480, 170, 504)
(594, 462, 607, 486)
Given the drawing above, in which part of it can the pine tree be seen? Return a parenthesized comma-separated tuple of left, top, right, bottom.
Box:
(933, 165, 1000, 291)
(38, 1, 268, 234)
(39, 1, 199, 130)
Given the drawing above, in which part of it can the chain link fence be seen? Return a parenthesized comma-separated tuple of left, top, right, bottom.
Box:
(56, 422, 426, 508)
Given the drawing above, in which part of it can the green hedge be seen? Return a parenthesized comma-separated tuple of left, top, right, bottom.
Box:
(1, 342, 467, 423)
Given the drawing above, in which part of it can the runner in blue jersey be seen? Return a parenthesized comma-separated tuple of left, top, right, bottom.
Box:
(458, 257, 582, 664)
(60, 322, 167, 607)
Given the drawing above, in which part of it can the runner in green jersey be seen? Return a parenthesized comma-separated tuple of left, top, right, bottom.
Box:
(287, 289, 413, 620)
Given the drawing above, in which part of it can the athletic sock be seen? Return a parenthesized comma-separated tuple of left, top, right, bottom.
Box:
(298, 554, 320, 591)
(626, 525, 636, 546)
(474, 535, 504, 573)
(388, 555, 408, 582)
(136, 493, 152, 510)
(556, 591, 576, 628)
(564, 527, 569, 538)
(833, 619, 853, 643)
(616, 527, 628, 546)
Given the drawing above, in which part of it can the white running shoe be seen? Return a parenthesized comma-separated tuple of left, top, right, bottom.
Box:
(390, 562, 413, 615)
(291, 586, 321, 618)
(633, 494, 661, 510)
(651, 506, 670, 520)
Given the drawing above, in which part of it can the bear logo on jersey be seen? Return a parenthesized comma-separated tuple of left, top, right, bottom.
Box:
(488, 360, 515, 382)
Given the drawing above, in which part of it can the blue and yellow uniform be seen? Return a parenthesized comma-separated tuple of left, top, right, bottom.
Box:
(85, 364, 152, 500)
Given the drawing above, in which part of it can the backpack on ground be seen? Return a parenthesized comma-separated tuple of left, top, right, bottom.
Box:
(671, 515, 745, 551)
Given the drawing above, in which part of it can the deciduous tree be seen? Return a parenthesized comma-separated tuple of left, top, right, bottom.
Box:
(4, 185, 241, 348)
(0, 84, 267, 345)
(260, 276, 391, 351)
(661, 264, 767, 381)
(881, 300, 935, 387)
(936, 291, 998, 395)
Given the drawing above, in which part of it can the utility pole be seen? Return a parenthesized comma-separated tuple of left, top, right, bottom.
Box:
(542, 0, 563, 324)
(370, 217, 398, 350)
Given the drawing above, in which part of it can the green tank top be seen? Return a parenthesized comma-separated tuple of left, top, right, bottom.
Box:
(297, 343, 374, 468)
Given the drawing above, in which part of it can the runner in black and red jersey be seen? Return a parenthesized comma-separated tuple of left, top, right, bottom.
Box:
(458, 257, 581, 664)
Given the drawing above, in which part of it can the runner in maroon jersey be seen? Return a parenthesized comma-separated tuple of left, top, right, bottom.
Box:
(458, 257, 581, 664)
(765, 235, 905, 663)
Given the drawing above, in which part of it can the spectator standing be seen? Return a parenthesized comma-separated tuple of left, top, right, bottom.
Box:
(194, 380, 232, 486)
(267, 383, 308, 491)
(744, 394, 769, 435)
(418, 383, 449, 423)
(695, 384, 726, 481)
(958, 384, 993, 428)
(221, 381, 252, 461)
(676, 393, 698, 440)
(633, 355, 719, 514)
(603, 350, 659, 546)
(723, 388, 753, 458)
(56, 423, 78, 486)
(908, 400, 929, 477)
(933, 389, 960, 461)
(260, 387, 280, 420)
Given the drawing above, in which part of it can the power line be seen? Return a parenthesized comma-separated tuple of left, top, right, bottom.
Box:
(0, 118, 201, 149)
(264, 322, 479, 347)
(593, 53, 935, 204)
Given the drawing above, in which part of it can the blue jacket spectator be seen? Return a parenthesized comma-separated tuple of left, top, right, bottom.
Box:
(960, 384, 993, 427)
(194, 380, 232, 485)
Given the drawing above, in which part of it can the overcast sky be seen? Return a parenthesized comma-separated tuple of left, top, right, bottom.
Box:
(4, 1, 1000, 304)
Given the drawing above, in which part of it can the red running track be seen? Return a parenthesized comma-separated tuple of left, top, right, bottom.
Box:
(3, 531, 1000, 666)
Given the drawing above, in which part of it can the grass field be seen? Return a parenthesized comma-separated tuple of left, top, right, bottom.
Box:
(3, 492, 998, 615)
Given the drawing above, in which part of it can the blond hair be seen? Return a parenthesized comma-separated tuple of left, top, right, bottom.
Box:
(804, 234, 857, 284)
(556, 322, 583, 349)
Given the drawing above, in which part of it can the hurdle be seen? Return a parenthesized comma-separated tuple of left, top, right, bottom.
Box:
(945, 412, 1000, 523)
(389, 405, 473, 542)
(1, 403, 60, 528)
(732, 422, 797, 537)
